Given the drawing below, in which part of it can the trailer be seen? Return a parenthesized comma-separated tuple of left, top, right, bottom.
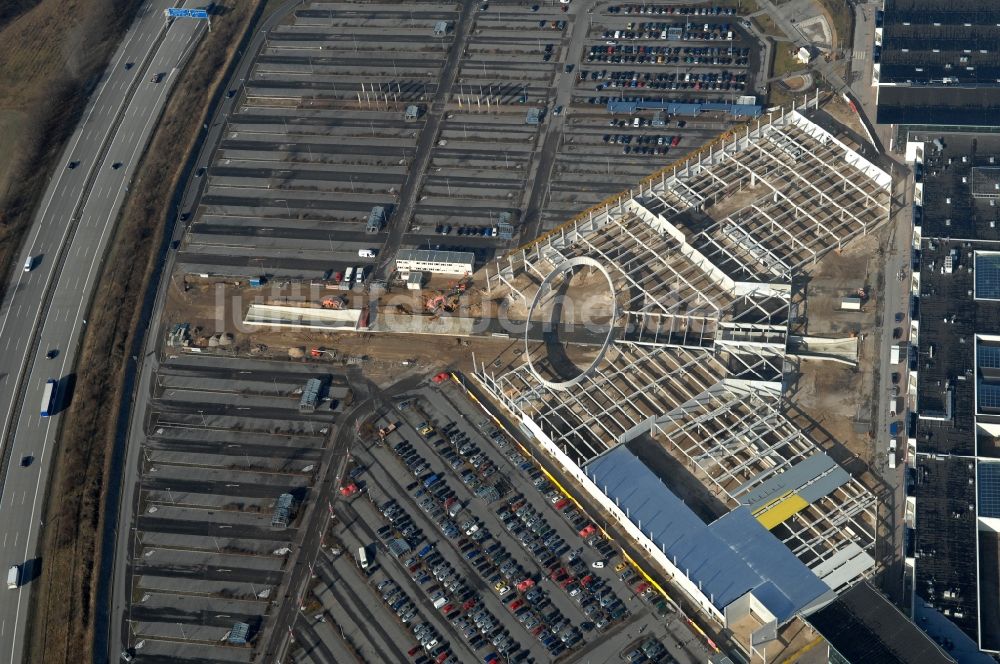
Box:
(890, 344, 904, 365)
(357, 546, 369, 570)
(40, 379, 57, 417)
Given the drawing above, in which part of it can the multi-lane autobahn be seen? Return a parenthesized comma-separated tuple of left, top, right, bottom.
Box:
(0, 1, 206, 660)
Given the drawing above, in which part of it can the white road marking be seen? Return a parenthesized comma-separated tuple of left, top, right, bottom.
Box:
(1, 8, 183, 662)
(0, 2, 152, 460)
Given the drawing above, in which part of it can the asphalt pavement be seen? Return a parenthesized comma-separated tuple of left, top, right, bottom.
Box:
(0, 1, 207, 660)
(374, 0, 478, 281)
(105, 1, 308, 660)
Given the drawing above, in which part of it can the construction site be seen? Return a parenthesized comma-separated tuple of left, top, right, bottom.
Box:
(158, 101, 901, 660)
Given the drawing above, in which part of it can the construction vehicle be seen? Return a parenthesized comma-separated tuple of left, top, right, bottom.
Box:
(426, 293, 446, 312)
(378, 422, 398, 439)
(321, 296, 346, 309)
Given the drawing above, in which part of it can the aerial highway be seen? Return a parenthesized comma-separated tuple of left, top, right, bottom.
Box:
(104, 2, 304, 660)
(0, 1, 206, 660)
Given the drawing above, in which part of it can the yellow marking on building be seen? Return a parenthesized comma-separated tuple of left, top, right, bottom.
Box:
(755, 493, 809, 530)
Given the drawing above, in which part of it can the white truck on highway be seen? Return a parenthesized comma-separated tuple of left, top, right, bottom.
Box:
(358, 249, 376, 258)
(7, 564, 20, 589)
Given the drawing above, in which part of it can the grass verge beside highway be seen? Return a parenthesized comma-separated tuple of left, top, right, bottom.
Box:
(23, 2, 264, 661)
(0, 0, 146, 303)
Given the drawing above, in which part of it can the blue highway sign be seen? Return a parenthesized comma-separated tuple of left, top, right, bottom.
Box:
(165, 8, 209, 18)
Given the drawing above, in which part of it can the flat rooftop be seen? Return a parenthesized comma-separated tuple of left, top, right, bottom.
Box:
(877, 88, 1000, 128)
(585, 445, 833, 622)
(807, 582, 955, 664)
(876, 0, 1000, 125)
(913, 455, 978, 637)
(879, 0, 1000, 87)
(912, 131, 1000, 651)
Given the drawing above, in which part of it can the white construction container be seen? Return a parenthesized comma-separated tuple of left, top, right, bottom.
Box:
(840, 297, 862, 311)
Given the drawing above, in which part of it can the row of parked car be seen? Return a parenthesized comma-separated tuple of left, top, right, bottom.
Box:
(588, 68, 748, 83)
(370, 504, 467, 664)
(385, 418, 543, 661)
(600, 24, 735, 42)
(586, 43, 751, 66)
(622, 636, 676, 663)
(483, 429, 637, 642)
(449, 446, 583, 659)
(606, 4, 737, 15)
(435, 225, 501, 237)
(582, 94, 731, 106)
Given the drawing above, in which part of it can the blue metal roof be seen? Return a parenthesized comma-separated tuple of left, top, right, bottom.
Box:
(606, 99, 762, 117)
(585, 445, 831, 622)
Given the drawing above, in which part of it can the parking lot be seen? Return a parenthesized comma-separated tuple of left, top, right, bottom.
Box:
(173, 0, 764, 288)
(293, 375, 709, 664)
(178, 1, 460, 280)
(119, 355, 348, 661)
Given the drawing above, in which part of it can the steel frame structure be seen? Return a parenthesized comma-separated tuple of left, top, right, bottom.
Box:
(477, 107, 888, 594)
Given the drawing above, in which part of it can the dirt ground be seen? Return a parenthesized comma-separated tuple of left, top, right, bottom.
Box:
(786, 228, 886, 478)
(824, 96, 868, 143)
(161, 275, 514, 386)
